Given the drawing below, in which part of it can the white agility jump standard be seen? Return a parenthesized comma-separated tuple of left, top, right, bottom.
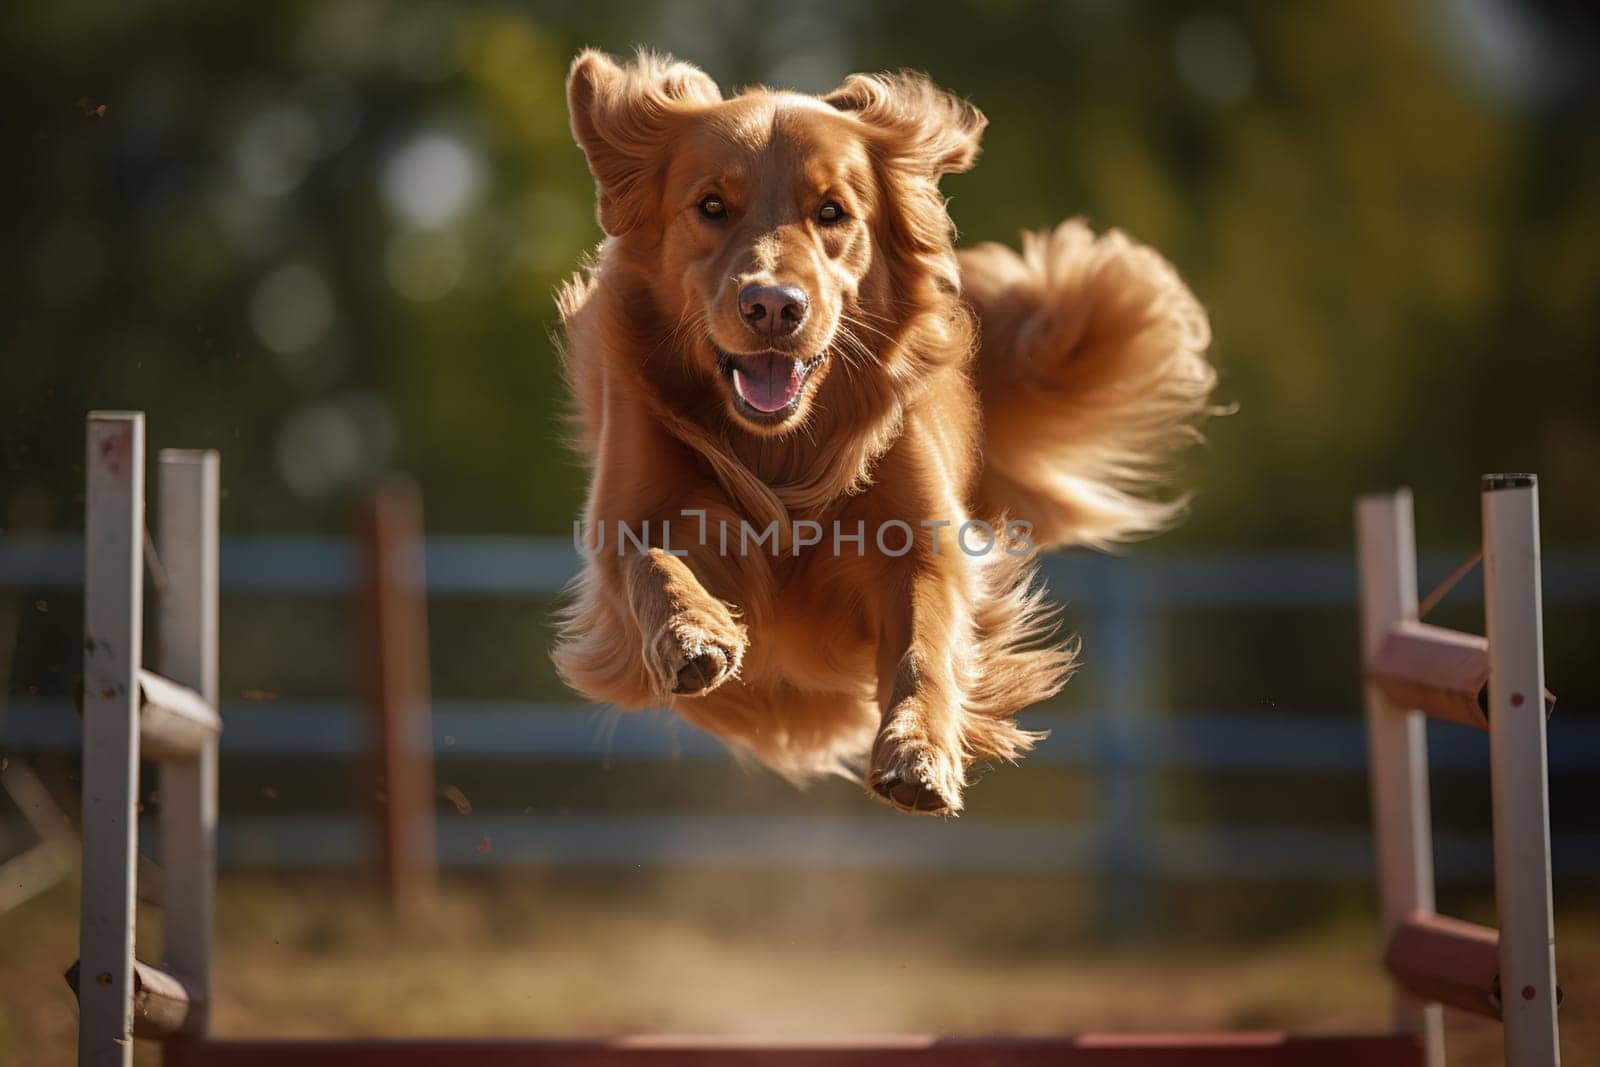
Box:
(72, 411, 1559, 1066)
(76, 412, 218, 1065)
(1358, 480, 1561, 1066)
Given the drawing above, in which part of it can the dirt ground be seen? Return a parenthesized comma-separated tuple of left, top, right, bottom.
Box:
(3, 873, 1593, 1066)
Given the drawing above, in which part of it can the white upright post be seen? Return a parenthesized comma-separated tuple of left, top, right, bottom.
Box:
(158, 449, 220, 1036)
(80, 412, 144, 1067)
(1482, 475, 1560, 1066)
(1356, 489, 1444, 1066)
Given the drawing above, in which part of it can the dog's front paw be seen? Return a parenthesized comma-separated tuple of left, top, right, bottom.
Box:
(645, 603, 747, 698)
(868, 722, 965, 815)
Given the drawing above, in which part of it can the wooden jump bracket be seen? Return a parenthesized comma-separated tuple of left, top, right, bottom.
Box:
(1369, 619, 1555, 731)
(70, 416, 1558, 1067)
(1382, 911, 1564, 1022)
(66, 958, 202, 1042)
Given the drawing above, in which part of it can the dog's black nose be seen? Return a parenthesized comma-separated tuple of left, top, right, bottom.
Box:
(739, 284, 808, 335)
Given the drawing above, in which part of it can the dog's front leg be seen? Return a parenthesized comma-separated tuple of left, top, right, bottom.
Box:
(625, 546, 747, 698)
(869, 555, 971, 814)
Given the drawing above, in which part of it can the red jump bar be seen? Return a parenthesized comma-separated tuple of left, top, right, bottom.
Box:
(166, 1033, 1425, 1067)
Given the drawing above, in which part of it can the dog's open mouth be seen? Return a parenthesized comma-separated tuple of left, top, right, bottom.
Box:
(717, 350, 826, 423)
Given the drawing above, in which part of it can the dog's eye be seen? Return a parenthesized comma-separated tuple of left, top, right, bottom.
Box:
(817, 201, 845, 225)
(698, 195, 727, 220)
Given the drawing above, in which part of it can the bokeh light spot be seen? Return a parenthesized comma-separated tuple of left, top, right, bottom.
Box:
(251, 263, 335, 356)
(382, 132, 483, 230)
(386, 229, 466, 302)
(276, 402, 363, 500)
(1174, 14, 1256, 105)
(235, 106, 321, 197)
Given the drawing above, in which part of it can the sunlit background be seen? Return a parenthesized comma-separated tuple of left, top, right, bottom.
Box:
(2, 2, 1598, 1063)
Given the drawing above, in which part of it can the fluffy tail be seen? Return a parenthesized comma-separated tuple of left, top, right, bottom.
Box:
(960, 220, 1218, 551)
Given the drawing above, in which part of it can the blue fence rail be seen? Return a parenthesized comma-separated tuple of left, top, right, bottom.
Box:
(3, 536, 1598, 885)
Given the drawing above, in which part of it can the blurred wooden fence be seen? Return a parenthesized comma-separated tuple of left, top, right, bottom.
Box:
(3, 537, 1599, 912)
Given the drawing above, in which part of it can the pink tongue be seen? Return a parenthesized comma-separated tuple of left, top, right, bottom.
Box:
(732, 353, 802, 413)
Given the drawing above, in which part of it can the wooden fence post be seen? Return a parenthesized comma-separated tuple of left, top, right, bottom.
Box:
(358, 480, 436, 913)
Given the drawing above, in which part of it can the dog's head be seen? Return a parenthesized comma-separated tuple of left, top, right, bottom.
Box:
(567, 49, 985, 436)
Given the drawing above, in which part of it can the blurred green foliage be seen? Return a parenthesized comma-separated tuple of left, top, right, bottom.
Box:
(2, 0, 1598, 548)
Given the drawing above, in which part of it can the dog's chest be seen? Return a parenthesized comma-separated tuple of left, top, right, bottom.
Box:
(741, 552, 883, 692)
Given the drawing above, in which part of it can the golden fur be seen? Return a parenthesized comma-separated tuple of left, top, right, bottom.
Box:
(552, 49, 1217, 813)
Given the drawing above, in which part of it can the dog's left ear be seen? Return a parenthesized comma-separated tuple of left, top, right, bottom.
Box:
(823, 72, 986, 178)
(567, 48, 722, 235)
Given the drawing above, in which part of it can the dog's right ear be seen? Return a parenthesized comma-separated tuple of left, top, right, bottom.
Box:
(567, 49, 721, 236)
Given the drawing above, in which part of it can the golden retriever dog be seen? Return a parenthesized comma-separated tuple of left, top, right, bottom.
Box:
(553, 49, 1216, 814)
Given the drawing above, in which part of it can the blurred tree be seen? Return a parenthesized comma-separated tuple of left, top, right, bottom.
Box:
(1, 0, 1596, 547)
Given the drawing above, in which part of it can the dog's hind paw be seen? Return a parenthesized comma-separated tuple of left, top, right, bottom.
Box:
(868, 732, 965, 815)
